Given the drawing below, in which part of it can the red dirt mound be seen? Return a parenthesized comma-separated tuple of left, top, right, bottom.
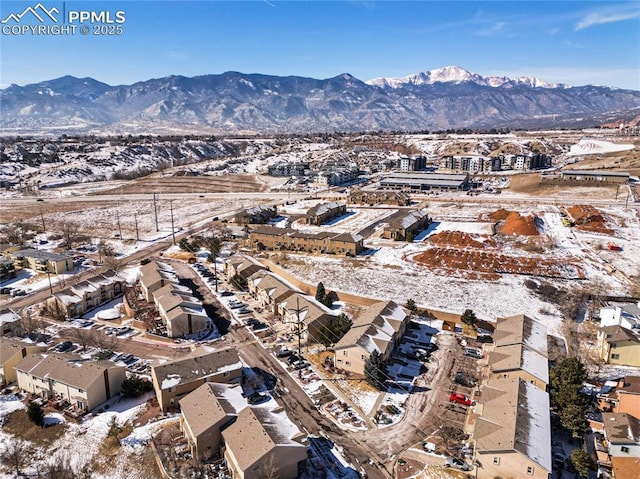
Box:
(428, 231, 496, 249)
(498, 211, 540, 236)
(488, 208, 512, 221)
(567, 205, 612, 234)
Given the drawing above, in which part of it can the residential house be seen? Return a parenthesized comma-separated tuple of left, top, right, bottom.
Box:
(493, 314, 549, 356)
(484, 314, 549, 391)
(235, 205, 278, 225)
(333, 301, 408, 376)
(179, 383, 237, 461)
(46, 270, 125, 319)
(151, 347, 242, 412)
(277, 293, 335, 343)
(487, 343, 549, 390)
(0, 257, 16, 281)
(473, 377, 551, 479)
(247, 271, 298, 314)
(164, 304, 209, 338)
(249, 228, 364, 256)
(0, 308, 21, 337)
(224, 255, 267, 283)
(614, 376, 640, 419)
(248, 226, 294, 251)
(300, 202, 347, 225)
(602, 413, 640, 458)
(599, 303, 640, 330)
(222, 407, 307, 479)
(349, 190, 411, 206)
(611, 457, 640, 479)
(0, 340, 46, 386)
(15, 353, 126, 411)
(139, 261, 179, 302)
(598, 326, 640, 367)
(327, 233, 363, 256)
(382, 209, 431, 241)
(8, 249, 74, 274)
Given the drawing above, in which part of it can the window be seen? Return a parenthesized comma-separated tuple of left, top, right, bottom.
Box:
(342, 350, 348, 356)
(527, 466, 534, 475)
(223, 371, 229, 377)
(493, 457, 500, 465)
(345, 361, 351, 366)
(361, 355, 366, 360)
(336, 359, 343, 364)
(612, 354, 620, 360)
(621, 446, 630, 453)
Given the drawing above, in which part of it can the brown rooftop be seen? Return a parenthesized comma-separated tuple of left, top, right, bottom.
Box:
(179, 383, 236, 438)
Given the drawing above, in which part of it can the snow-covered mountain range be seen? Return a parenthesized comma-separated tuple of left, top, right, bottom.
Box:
(367, 66, 566, 89)
(1, 66, 638, 134)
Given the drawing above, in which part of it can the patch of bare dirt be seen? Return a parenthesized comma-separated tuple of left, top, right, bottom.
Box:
(428, 231, 496, 249)
(412, 248, 584, 281)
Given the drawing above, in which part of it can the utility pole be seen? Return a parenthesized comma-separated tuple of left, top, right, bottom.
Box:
(169, 200, 176, 245)
(116, 211, 123, 240)
(39, 208, 46, 232)
(134, 213, 140, 241)
(153, 193, 159, 232)
(46, 270, 53, 295)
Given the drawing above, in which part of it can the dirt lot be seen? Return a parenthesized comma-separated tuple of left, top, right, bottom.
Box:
(95, 174, 265, 195)
(413, 218, 585, 281)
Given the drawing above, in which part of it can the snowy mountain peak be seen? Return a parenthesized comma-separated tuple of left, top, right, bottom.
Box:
(366, 66, 568, 89)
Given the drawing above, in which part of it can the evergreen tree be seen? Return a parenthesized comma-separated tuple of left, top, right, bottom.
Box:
(570, 449, 595, 478)
(550, 357, 589, 437)
(364, 351, 387, 390)
(405, 298, 417, 315)
(26, 401, 44, 427)
(315, 282, 326, 302)
(461, 309, 478, 327)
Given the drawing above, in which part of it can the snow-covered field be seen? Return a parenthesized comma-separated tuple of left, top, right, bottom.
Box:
(276, 202, 639, 339)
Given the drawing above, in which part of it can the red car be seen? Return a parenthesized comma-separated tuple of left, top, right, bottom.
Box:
(449, 393, 474, 406)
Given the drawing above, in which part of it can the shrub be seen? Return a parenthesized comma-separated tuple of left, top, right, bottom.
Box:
(121, 375, 153, 398)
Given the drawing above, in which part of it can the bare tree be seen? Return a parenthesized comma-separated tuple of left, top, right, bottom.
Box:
(92, 330, 118, 352)
(104, 255, 122, 273)
(59, 221, 80, 250)
(0, 438, 35, 476)
(43, 299, 67, 322)
(19, 309, 44, 336)
(71, 328, 92, 352)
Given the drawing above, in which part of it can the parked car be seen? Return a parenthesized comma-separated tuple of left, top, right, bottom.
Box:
(463, 348, 483, 359)
(229, 302, 245, 309)
(454, 370, 477, 388)
(292, 360, 310, 370)
(55, 341, 73, 352)
(247, 392, 269, 405)
(0, 287, 14, 295)
(219, 291, 234, 297)
(237, 307, 251, 315)
(444, 456, 472, 471)
(449, 393, 474, 406)
(276, 348, 293, 358)
(10, 289, 26, 297)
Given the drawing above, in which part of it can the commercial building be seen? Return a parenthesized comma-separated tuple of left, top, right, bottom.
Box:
(379, 172, 470, 191)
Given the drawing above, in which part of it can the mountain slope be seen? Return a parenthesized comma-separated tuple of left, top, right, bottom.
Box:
(2, 67, 639, 134)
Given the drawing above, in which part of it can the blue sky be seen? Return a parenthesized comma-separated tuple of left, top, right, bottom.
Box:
(1, 0, 639, 89)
